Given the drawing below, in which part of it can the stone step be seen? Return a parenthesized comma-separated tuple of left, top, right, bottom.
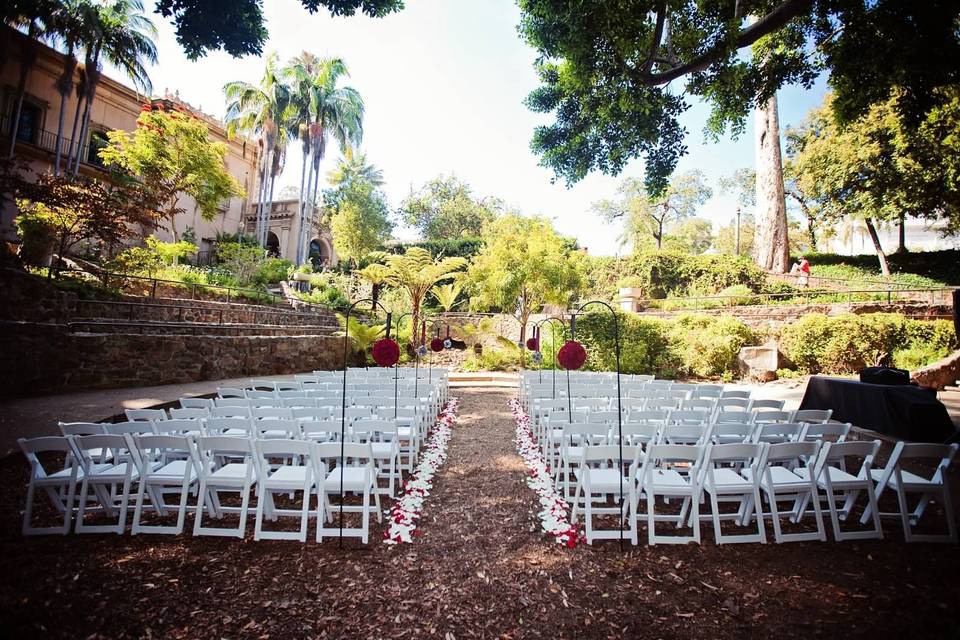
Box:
(449, 371, 520, 388)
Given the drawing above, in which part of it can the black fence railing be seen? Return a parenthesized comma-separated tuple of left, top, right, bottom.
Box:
(637, 286, 957, 312)
(0, 113, 105, 169)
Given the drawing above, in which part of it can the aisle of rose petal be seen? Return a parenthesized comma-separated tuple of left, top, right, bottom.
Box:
(383, 397, 460, 544)
(508, 398, 583, 547)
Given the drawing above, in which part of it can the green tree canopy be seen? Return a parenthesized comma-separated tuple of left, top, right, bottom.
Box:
(785, 88, 960, 274)
(466, 213, 582, 338)
(99, 106, 244, 241)
(399, 175, 503, 240)
(154, 0, 403, 59)
(327, 180, 392, 266)
(592, 171, 711, 250)
(519, 0, 960, 194)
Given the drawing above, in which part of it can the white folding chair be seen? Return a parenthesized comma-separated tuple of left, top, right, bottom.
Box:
(293, 407, 333, 422)
(217, 388, 246, 399)
(695, 443, 768, 544)
(153, 418, 203, 437)
(71, 434, 140, 534)
(753, 422, 805, 444)
(125, 408, 167, 422)
(254, 418, 300, 440)
(301, 419, 346, 442)
(204, 417, 253, 438)
(716, 397, 751, 413)
(193, 436, 259, 538)
(104, 421, 156, 436)
(59, 422, 105, 436)
(753, 410, 795, 424)
(570, 445, 641, 545)
(555, 424, 609, 501)
(800, 422, 851, 443)
(254, 439, 316, 542)
(693, 384, 724, 399)
(750, 399, 786, 411)
(793, 409, 833, 424)
(253, 407, 294, 421)
(353, 419, 402, 498)
(721, 390, 751, 399)
(315, 442, 382, 543)
(639, 444, 703, 545)
(748, 441, 827, 543)
(210, 405, 253, 419)
(215, 397, 252, 408)
(169, 407, 209, 420)
(131, 435, 200, 535)
(798, 440, 883, 541)
(179, 397, 215, 410)
(861, 442, 958, 543)
(18, 436, 81, 535)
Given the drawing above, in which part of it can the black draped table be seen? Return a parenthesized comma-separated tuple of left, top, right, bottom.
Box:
(799, 376, 958, 442)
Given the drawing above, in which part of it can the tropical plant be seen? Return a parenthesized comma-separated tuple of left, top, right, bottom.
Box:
(223, 51, 289, 246)
(430, 283, 462, 312)
(282, 54, 364, 265)
(373, 247, 468, 347)
(99, 106, 244, 241)
(336, 314, 385, 364)
(67, 0, 158, 175)
(357, 261, 390, 310)
(328, 180, 391, 266)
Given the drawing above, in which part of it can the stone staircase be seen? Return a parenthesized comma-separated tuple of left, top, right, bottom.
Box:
(449, 371, 520, 388)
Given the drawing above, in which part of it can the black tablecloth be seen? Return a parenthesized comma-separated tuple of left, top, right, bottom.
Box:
(799, 376, 958, 442)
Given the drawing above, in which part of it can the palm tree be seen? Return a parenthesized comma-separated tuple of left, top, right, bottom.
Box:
(327, 149, 383, 188)
(68, 0, 157, 175)
(49, 0, 85, 175)
(4, 3, 55, 159)
(224, 51, 289, 246)
(376, 247, 468, 348)
(357, 261, 390, 310)
(283, 56, 364, 266)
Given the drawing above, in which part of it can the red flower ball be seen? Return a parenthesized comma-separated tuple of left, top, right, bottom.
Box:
(430, 337, 445, 352)
(557, 340, 587, 370)
(525, 337, 539, 351)
(371, 338, 400, 367)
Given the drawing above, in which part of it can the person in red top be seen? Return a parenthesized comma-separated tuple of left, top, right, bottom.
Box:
(791, 255, 811, 286)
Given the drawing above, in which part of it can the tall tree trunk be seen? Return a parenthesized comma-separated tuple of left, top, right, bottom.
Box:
(266, 169, 278, 250)
(898, 213, 907, 253)
(7, 34, 37, 159)
(295, 143, 309, 264)
(65, 79, 85, 171)
(752, 93, 790, 273)
(72, 60, 101, 176)
(53, 51, 77, 176)
(864, 217, 891, 276)
(71, 97, 92, 175)
(168, 211, 180, 242)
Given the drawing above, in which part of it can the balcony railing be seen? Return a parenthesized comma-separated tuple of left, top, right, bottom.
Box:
(0, 113, 105, 169)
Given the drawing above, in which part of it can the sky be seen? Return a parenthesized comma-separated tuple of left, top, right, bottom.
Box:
(136, 0, 830, 256)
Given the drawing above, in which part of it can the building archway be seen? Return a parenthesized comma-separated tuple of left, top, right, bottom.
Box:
(309, 237, 330, 269)
(266, 231, 281, 257)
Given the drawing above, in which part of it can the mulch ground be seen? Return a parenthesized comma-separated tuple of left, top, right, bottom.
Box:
(0, 389, 958, 639)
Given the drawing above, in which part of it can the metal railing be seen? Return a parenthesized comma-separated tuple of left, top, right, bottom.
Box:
(0, 113, 104, 169)
(48, 265, 335, 315)
(641, 286, 957, 312)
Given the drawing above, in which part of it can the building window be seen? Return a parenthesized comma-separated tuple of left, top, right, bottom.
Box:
(87, 131, 109, 166)
(14, 103, 41, 143)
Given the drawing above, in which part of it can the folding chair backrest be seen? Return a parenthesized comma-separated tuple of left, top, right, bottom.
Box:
(627, 409, 670, 424)
(801, 422, 851, 443)
(315, 441, 374, 466)
(59, 422, 105, 436)
(215, 397, 251, 408)
(293, 407, 333, 421)
(754, 410, 793, 424)
(693, 384, 723, 399)
(706, 442, 765, 464)
(708, 422, 755, 443)
(169, 407, 209, 420)
(253, 407, 294, 420)
(278, 390, 307, 399)
(73, 434, 138, 467)
(896, 443, 958, 482)
(721, 390, 751, 399)
(646, 398, 680, 411)
(583, 410, 619, 425)
(714, 410, 754, 425)
(246, 390, 277, 400)
(197, 437, 256, 466)
(573, 398, 609, 411)
(154, 418, 203, 435)
(204, 417, 253, 437)
(125, 408, 167, 422)
(134, 434, 196, 472)
(179, 397, 215, 409)
(659, 424, 708, 445)
(681, 399, 716, 412)
(619, 423, 660, 445)
(19, 436, 76, 478)
(793, 409, 832, 423)
(210, 405, 253, 419)
(104, 420, 155, 435)
(669, 409, 710, 426)
(717, 397, 751, 412)
(254, 419, 299, 439)
(561, 423, 610, 445)
(754, 421, 804, 443)
(765, 440, 821, 465)
(645, 443, 702, 465)
(301, 419, 346, 441)
(353, 419, 399, 441)
(818, 440, 880, 477)
(750, 399, 785, 411)
(274, 381, 301, 392)
(217, 387, 246, 398)
(579, 444, 641, 467)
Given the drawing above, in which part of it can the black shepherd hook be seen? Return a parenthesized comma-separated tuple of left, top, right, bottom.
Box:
(534, 316, 566, 399)
(340, 298, 391, 547)
(572, 300, 625, 550)
(393, 312, 414, 419)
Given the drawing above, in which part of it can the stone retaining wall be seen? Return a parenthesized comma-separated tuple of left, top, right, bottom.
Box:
(0, 321, 342, 395)
(912, 350, 960, 390)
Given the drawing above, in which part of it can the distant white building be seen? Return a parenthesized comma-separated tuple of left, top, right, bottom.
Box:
(819, 219, 960, 255)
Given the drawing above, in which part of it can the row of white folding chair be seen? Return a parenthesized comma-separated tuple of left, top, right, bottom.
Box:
(569, 440, 889, 546)
(19, 434, 382, 542)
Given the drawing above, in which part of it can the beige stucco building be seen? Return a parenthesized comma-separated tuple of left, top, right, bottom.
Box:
(0, 26, 258, 257)
(245, 199, 338, 267)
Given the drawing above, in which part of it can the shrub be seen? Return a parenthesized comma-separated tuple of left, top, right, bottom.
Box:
(297, 285, 350, 312)
(462, 348, 520, 372)
(780, 313, 958, 374)
(252, 257, 293, 286)
(715, 284, 757, 306)
(669, 314, 757, 378)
